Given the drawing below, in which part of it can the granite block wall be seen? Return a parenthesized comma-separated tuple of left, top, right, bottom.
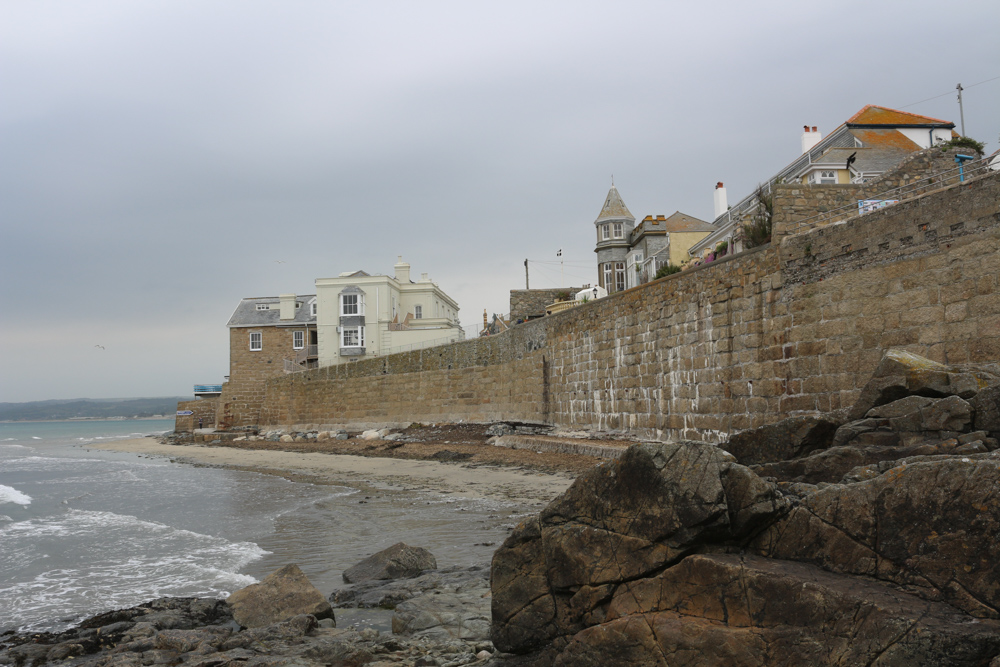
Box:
(238, 171, 999, 442)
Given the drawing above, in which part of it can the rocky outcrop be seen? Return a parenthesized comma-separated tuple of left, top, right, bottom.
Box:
(342, 542, 438, 584)
(490, 349, 1000, 666)
(226, 563, 334, 628)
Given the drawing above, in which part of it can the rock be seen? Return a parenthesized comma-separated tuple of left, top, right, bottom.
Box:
(280, 434, 294, 443)
(848, 349, 982, 420)
(490, 442, 789, 654)
(359, 429, 382, 440)
(920, 395, 974, 431)
(330, 564, 489, 609)
(721, 413, 843, 464)
(553, 553, 1000, 667)
(226, 564, 334, 628)
(752, 455, 1000, 619)
(342, 543, 437, 584)
(392, 585, 492, 641)
(866, 395, 934, 418)
(972, 386, 1000, 435)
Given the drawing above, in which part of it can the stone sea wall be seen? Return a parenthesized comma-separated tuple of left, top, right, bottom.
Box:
(246, 171, 1000, 441)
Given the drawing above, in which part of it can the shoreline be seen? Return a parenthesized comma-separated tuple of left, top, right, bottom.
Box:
(89, 437, 578, 504)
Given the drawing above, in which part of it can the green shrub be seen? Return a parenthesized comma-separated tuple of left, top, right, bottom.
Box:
(940, 136, 985, 153)
(739, 183, 773, 249)
(654, 264, 682, 280)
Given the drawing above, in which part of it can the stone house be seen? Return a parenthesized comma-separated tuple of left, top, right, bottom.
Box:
(690, 105, 957, 258)
(226, 293, 318, 383)
(314, 256, 463, 366)
(592, 186, 712, 292)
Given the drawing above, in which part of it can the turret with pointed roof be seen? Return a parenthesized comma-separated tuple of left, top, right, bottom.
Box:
(593, 185, 636, 293)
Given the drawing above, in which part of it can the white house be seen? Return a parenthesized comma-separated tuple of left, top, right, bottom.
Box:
(315, 257, 463, 366)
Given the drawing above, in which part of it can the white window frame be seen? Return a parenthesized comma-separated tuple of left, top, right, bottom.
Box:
(249, 331, 262, 351)
(341, 325, 364, 348)
(255, 304, 269, 311)
(341, 293, 359, 315)
(615, 262, 626, 292)
(602, 225, 610, 240)
(293, 331, 304, 350)
(603, 263, 613, 289)
(613, 223, 623, 239)
(819, 170, 836, 184)
(309, 302, 317, 317)
(414, 304, 423, 319)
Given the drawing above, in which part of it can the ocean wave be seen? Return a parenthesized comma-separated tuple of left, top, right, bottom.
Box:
(0, 509, 268, 633)
(0, 485, 32, 506)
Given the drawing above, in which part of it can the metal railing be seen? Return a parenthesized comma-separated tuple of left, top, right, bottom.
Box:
(780, 154, 996, 232)
(193, 384, 223, 394)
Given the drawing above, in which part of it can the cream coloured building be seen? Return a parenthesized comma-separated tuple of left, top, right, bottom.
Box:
(315, 257, 463, 366)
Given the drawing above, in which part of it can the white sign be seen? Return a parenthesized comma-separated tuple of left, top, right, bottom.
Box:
(176, 410, 194, 416)
(858, 199, 899, 215)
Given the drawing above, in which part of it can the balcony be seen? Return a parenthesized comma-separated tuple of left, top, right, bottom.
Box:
(193, 384, 223, 397)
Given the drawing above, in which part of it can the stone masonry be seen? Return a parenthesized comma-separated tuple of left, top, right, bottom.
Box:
(773, 145, 989, 240)
(509, 288, 585, 323)
(216, 170, 999, 442)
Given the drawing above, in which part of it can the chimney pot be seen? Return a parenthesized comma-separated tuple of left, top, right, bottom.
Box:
(804, 125, 810, 132)
(716, 181, 724, 189)
(812, 126, 817, 132)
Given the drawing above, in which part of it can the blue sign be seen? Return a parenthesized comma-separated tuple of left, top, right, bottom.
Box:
(176, 410, 194, 416)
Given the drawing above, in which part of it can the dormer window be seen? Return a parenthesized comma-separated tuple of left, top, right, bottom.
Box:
(256, 304, 270, 311)
(310, 301, 317, 317)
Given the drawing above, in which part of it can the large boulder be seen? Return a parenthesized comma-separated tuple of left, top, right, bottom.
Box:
(490, 442, 789, 654)
(226, 564, 334, 628)
(342, 542, 437, 584)
(720, 414, 843, 465)
(392, 583, 491, 641)
(752, 454, 1000, 619)
(553, 554, 1000, 667)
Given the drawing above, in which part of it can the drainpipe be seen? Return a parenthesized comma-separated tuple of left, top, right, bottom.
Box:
(955, 154, 975, 182)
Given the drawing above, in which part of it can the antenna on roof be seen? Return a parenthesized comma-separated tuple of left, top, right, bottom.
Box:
(611, 174, 614, 187)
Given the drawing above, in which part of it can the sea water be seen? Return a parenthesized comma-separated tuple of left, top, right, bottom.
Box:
(0, 420, 529, 633)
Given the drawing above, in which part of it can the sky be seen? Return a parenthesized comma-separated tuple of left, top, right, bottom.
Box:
(2, 1, 999, 402)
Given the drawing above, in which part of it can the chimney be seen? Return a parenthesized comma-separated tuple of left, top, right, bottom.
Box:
(713, 182, 728, 219)
(801, 125, 823, 154)
(279, 293, 296, 321)
(394, 255, 411, 283)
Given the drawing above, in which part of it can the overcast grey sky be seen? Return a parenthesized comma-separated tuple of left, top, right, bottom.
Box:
(2, 1, 998, 402)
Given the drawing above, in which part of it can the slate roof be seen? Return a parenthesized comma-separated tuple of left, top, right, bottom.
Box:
(594, 186, 635, 224)
(661, 211, 715, 232)
(227, 295, 317, 328)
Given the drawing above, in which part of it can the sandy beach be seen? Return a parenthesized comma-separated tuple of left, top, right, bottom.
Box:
(92, 437, 578, 504)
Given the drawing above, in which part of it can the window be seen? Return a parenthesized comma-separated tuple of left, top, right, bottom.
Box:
(615, 262, 626, 292)
(249, 332, 262, 351)
(613, 223, 623, 238)
(414, 305, 422, 319)
(256, 304, 269, 311)
(342, 326, 364, 347)
(603, 263, 613, 289)
(602, 225, 610, 240)
(309, 302, 317, 317)
(340, 292, 364, 316)
(293, 331, 304, 350)
(820, 170, 836, 184)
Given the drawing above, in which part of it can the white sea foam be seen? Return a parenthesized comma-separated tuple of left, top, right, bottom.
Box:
(31, 437, 41, 440)
(0, 515, 12, 522)
(0, 509, 268, 633)
(0, 485, 31, 506)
